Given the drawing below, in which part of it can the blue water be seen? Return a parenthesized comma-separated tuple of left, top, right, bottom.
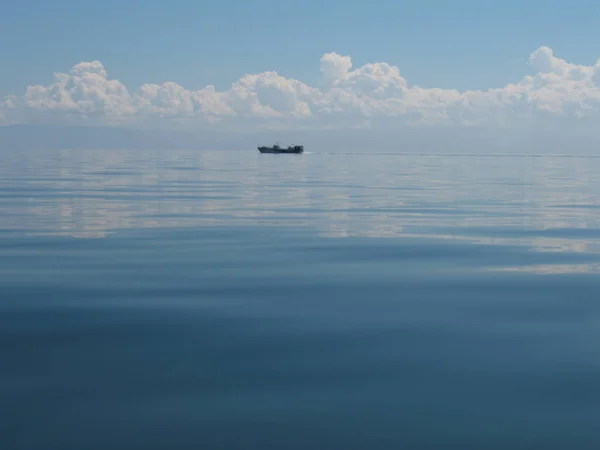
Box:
(1, 148, 600, 449)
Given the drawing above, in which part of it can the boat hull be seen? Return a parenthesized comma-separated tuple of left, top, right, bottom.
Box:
(258, 147, 303, 154)
(258, 145, 304, 154)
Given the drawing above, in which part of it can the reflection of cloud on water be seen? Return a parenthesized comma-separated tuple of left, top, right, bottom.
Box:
(491, 263, 600, 275)
(1, 149, 600, 259)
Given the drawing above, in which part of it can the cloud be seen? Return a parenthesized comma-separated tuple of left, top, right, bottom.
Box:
(2, 46, 600, 130)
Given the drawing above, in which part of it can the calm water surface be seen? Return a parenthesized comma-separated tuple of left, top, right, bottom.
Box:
(1, 149, 600, 449)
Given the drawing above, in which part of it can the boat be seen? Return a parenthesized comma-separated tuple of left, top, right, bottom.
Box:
(258, 143, 304, 154)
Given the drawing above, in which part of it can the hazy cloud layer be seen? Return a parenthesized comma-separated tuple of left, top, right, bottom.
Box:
(2, 46, 600, 130)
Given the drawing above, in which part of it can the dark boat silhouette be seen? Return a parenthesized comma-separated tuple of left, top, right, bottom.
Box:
(258, 143, 304, 154)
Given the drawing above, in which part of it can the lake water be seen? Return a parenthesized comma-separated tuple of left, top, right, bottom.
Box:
(1, 148, 600, 449)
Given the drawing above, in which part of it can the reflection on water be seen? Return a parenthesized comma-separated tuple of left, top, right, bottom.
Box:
(1, 148, 600, 269)
(3, 148, 600, 450)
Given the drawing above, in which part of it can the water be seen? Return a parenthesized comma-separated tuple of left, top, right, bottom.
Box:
(1, 148, 600, 449)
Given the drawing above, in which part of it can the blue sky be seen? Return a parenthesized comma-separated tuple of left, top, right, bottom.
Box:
(2, 0, 600, 98)
(2, 0, 600, 136)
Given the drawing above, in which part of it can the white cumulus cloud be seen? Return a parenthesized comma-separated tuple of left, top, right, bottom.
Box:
(2, 46, 600, 130)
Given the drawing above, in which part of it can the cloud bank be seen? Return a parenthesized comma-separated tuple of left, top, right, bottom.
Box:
(2, 46, 600, 131)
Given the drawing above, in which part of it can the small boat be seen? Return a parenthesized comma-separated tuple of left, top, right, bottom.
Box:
(258, 143, 304, 154)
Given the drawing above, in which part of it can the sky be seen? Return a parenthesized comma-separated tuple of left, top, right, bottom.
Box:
(2, 0, 600, 136)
